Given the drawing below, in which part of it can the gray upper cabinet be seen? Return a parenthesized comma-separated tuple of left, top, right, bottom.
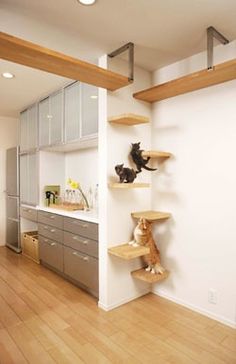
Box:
(81, 83, 98, 138)
(39, 91, 63, 148)
(20, 152, 38, 206)
(64, 82, 80, 143)
(50, 91, 63, 145)
(39, 97, 50, 147)
(20, 104, 38, 152)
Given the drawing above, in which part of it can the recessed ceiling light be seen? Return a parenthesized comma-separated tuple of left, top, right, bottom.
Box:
(2, 72, 15, 79)
(77, 0, 96, 5)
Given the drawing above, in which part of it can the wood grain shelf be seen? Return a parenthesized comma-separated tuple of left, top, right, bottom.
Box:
(142, 151, 172, 158)
(108, 183, 150, 189)
(133, 59, 236, 103)
(131, 210, 171, 221)
(108, 244, 150, 260)
(0, 31, 131, 91)
(131, 268, 169, 283)
(108, 114, 149, 126)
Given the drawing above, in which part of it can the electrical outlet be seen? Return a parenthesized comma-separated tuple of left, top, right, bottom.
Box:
(208, 289, 217, 304)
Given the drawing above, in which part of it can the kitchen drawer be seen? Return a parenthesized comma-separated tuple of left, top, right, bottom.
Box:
(38, 223, 63, 243)
(63, 217, 98, 240)
(38, 210, 63, 229)
(39, 236, 63, 272)
(63, 246, 98, 294)
(64, 231, 98, 258)
(20, 207, 38, 222)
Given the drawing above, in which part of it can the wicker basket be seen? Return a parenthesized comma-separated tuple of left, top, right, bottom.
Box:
(21, 231, 39, 264)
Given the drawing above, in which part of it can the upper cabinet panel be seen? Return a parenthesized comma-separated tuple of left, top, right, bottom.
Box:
(50, 90, 63, 145)
(81, 83, 98, 138)
(39, 97, 50, 148)
(64, 82, 80, 143)
(20, 104, 38, 152)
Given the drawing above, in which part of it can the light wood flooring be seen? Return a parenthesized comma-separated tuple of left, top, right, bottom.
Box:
(0, 247, 235, 364)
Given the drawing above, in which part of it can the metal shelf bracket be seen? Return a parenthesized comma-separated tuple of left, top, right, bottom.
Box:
(108, 42, 134, 81)
(207, 26, 229, 70)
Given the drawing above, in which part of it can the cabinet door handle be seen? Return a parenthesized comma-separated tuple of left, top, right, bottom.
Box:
(50, 229, 56, 233)
(43, 238, 49, 243)
(50, 242, 56, 246)
(49, 215, 55, 219)
(72, 236, 88, 244)
(72, 221, 88, 228)
(44, 225, 48, 230)
(72, 251, 88, 261)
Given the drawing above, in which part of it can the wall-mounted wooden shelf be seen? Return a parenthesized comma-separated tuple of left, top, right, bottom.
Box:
(131, 210, 171, 221)
(131, 269, 169, 283)
(108, 244, 150, 260)
(108, 183, 150, 189)
(142, 151, 172, 158)
(0, 31, 131, 91)
(108, 114, 149, 126)
(133, 59, 236, 103)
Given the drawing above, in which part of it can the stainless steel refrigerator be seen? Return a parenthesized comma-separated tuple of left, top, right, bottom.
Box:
(6, 146, 21, 253)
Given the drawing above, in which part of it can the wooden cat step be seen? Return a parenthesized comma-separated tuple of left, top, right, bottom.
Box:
(131, 211, 171, 221)
(108, 183, 150, 189)
(141, 151, 172, 158)
(131, 268, 169, 283)
(108, 244, 150, 260)
(108, 114, 149, 126)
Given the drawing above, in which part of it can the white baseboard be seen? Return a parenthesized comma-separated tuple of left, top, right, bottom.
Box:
(153, 288, 236, 329)
(98, 289, 150, 311)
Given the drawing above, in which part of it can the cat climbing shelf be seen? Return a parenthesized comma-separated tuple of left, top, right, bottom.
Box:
(108, 183, 150, 189)
(108, 244, 150, 260)
(142, 151, 172, 159)
(108, 114, 149, 126)
(131, 211, 171, 221)
(131, 268, 169, 283)
(133, 59, 236, 103)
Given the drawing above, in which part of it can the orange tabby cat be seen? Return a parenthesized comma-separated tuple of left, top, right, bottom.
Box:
(134, 218, 165, 274)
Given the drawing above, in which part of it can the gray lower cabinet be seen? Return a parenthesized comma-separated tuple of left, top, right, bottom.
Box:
(20, 207, 38, 222)
(64, 246, 98, 295)
(39, 236, 63, 272)
(38, 211, 98, 297)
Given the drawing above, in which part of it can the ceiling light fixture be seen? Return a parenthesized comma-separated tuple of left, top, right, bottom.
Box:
(78, 0, 96, 5)
(2, 72, 15, 79)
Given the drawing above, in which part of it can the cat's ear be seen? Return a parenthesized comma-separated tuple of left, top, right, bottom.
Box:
(121, 163, 124, 167)
(138, 142, 140, 145)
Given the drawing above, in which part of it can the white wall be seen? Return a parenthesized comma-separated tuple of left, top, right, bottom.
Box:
(98, 56, 153, 310)
(65, 147, 98, 205)
(0, 116, 19, 245)
(151, 41, 236, 327)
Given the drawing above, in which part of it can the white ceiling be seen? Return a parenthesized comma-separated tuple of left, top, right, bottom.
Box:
(1, 0, 236, 117)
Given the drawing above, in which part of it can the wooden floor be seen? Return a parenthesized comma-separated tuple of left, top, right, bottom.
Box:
(0, 247, 235, 364)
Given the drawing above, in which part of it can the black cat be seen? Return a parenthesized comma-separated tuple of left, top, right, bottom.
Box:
(115, 164, 137, 183)
(130, 142, 157, 173)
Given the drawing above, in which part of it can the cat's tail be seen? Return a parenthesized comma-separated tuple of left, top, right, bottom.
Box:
(143, 165, 157, 171)
(154, 263, 165, 274)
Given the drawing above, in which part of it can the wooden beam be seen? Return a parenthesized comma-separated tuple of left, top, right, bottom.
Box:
(133, 59, 236, 103)
(0, 31, 131, 91)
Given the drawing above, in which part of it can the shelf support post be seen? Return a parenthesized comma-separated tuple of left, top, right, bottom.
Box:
(108, 42, 134, 81)
(207, 26, 229, 70)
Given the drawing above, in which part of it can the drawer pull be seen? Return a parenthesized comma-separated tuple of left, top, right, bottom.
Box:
(43, 238, 49, 243)
(50, 242, 56, 246)
(44, 225, 48, 230)
(72, 236, 88, 244)
(23, 208, 31, 213)
(50, 215, 55, 219)
(72, 221, 88, 228)
(50, 229, 56, 233)
(72, 251, 88, 261)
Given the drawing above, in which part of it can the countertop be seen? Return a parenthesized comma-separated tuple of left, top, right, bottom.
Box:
(21, 204, 99, 224)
